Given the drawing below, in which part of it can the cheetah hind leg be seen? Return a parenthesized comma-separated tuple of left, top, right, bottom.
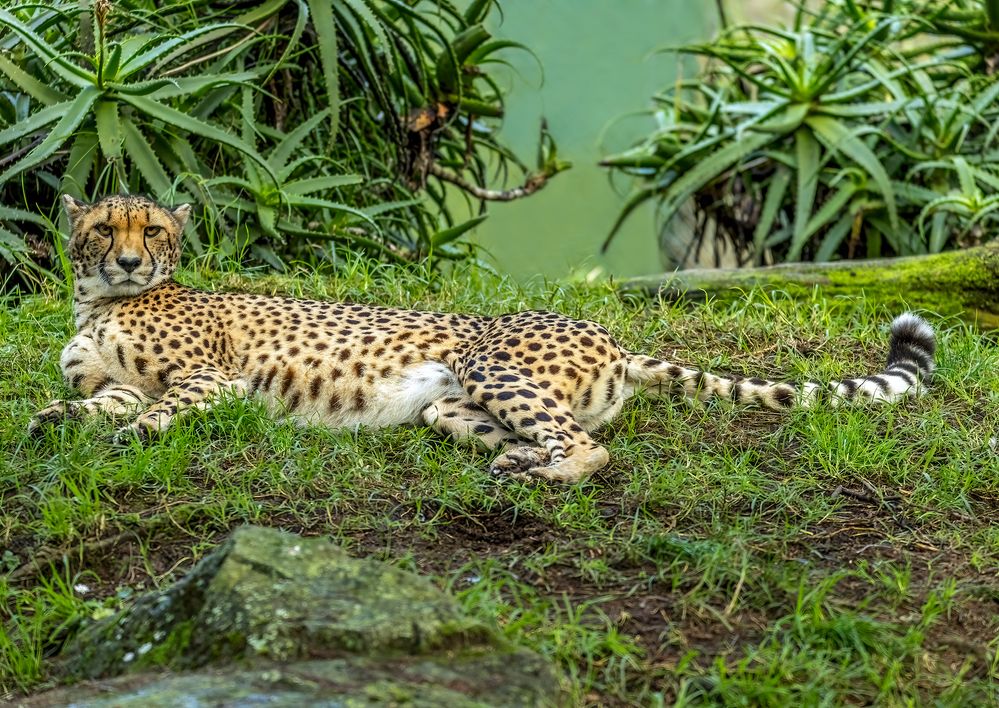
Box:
(489, 446, 551, 477)
(421, 395, 535, 461)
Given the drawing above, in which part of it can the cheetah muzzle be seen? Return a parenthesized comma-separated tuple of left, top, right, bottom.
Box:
(29, 195, 937, 484)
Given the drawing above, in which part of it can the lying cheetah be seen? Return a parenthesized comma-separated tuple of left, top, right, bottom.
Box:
(29, 195, 936, 483)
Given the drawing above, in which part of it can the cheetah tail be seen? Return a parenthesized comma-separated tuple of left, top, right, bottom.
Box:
(624, 313, 936, 410)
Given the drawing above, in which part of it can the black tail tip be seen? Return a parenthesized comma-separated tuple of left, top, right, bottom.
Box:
(888, 312, 936, 376)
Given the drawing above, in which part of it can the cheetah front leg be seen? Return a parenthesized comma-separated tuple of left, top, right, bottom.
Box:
(29, 384, 152, 434)
(114, 367, 247, 443)
(29, 334, 153, 434)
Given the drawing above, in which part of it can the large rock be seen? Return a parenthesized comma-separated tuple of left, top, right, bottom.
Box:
(47, 526, 559, 706)
(27, 652, 557, 706)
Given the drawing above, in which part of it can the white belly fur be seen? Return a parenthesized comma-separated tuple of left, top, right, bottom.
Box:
(278, 361, 466, 429)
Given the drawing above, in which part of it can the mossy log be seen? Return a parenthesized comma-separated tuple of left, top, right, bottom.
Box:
(624, 241, 999, 327)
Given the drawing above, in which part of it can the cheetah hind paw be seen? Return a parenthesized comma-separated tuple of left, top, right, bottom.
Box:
(108, 422, 156, 448)
(490, 446, 550, 480)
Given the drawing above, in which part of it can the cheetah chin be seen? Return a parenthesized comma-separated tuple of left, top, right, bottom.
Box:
(29, 194, 936, 484)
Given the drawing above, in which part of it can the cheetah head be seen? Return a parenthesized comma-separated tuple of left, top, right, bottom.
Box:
(62, 194, 190, 298)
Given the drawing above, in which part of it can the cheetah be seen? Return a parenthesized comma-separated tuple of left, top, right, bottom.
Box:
(29, 195, 936, 483)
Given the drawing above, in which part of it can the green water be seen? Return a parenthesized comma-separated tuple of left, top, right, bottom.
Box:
(467, 1, 710, 280)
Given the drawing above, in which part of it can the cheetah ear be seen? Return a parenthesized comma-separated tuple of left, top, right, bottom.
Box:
(61, 194, 88, 221)
(170, 203, 192, 231)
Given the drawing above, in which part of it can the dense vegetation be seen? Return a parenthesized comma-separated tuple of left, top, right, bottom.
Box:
(603, 0, 999, 267)
(3, 268, 998, 704)
(0, 0, 565, 278)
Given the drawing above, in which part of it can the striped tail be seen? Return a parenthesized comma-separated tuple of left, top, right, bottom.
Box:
(625, 313, 935, 410)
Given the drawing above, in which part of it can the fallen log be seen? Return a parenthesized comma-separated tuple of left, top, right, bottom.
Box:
(623, 241, 999, 327)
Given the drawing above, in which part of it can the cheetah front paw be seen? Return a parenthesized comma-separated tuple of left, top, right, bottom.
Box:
(27, 400, 80, 435)
(490, 446, 550, 480)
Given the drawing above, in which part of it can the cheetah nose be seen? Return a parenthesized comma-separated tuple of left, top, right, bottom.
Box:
(116, 255, 142, 273)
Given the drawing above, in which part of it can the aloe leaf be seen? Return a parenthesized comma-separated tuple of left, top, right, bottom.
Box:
(125, 72, 258, 99)
(605, 130, 775, 252)
(790, 181, 857, 261)
(258, 203, 280, 238)
(305, 0, 340, 140)
(270, 108, 330, 174)
(121, 118, 172, 195)
(466, 39, 531, 66)
(264, 0, 308, 85)
(118, 23, 246, 79)
(283, 174, 364, 195)
(463, 0, 493, 24)
(0, 225, 26, 253)
(61, 130, 98, 198)
(814, 212, 855, 261)
(360, 198, 422, 217)
(0, 204, 46, 224)
(437, 24, 490, 93)
(284, 194, 377, 225)
(811, 17, 893, 97)
(0, 10, 95, 87)
(952, 157, 978, 197)
(120, 94, 276, 183)
(431, 214, 487, 248)
(149, 0, 287, 73)
(815, 100, 910, 118)
(202, 176, 258, 192)
(791, 127, 820, 261)
(94, 99, 123, 162)
(341, 0, 390, 55)
(752, 167, 790, 262)
(805, 114, 898, 231)
(929, 210, 949, 254)
(0, 53, 67, 105)
(0, 87, 98, 185)
(0, 100, 71, 147)
(102, 42, 122, 83)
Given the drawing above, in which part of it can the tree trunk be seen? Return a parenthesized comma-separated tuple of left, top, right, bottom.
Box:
(623, 241, 999, 328)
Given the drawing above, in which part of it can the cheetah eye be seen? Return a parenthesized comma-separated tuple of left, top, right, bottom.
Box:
(95, 224, 113, 237)
(144, 225, 162, 238)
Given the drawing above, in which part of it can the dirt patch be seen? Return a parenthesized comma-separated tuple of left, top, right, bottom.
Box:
(8, 485, 998, 707)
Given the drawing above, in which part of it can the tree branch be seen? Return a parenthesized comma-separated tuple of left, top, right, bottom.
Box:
(428, 163, 553, 202)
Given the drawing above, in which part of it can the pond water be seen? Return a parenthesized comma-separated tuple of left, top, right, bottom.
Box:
(465, 1, 711, 280)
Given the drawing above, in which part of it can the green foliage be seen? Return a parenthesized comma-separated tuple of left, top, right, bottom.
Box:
(602, 0, 999, 266)
(0, 0, 546, 270)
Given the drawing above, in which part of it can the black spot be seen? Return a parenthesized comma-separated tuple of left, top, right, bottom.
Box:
(772, 387, 795, 408)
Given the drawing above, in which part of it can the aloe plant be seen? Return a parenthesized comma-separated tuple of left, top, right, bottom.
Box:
(0, 0, 551, 271)
(602, 0, 999, 266)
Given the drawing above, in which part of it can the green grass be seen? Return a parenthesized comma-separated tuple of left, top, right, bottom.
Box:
(2, 261, 998, 705)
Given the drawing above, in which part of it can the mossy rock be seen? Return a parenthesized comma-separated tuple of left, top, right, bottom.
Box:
(59, 526, 500, 679)
(28, 651, 559, 707)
